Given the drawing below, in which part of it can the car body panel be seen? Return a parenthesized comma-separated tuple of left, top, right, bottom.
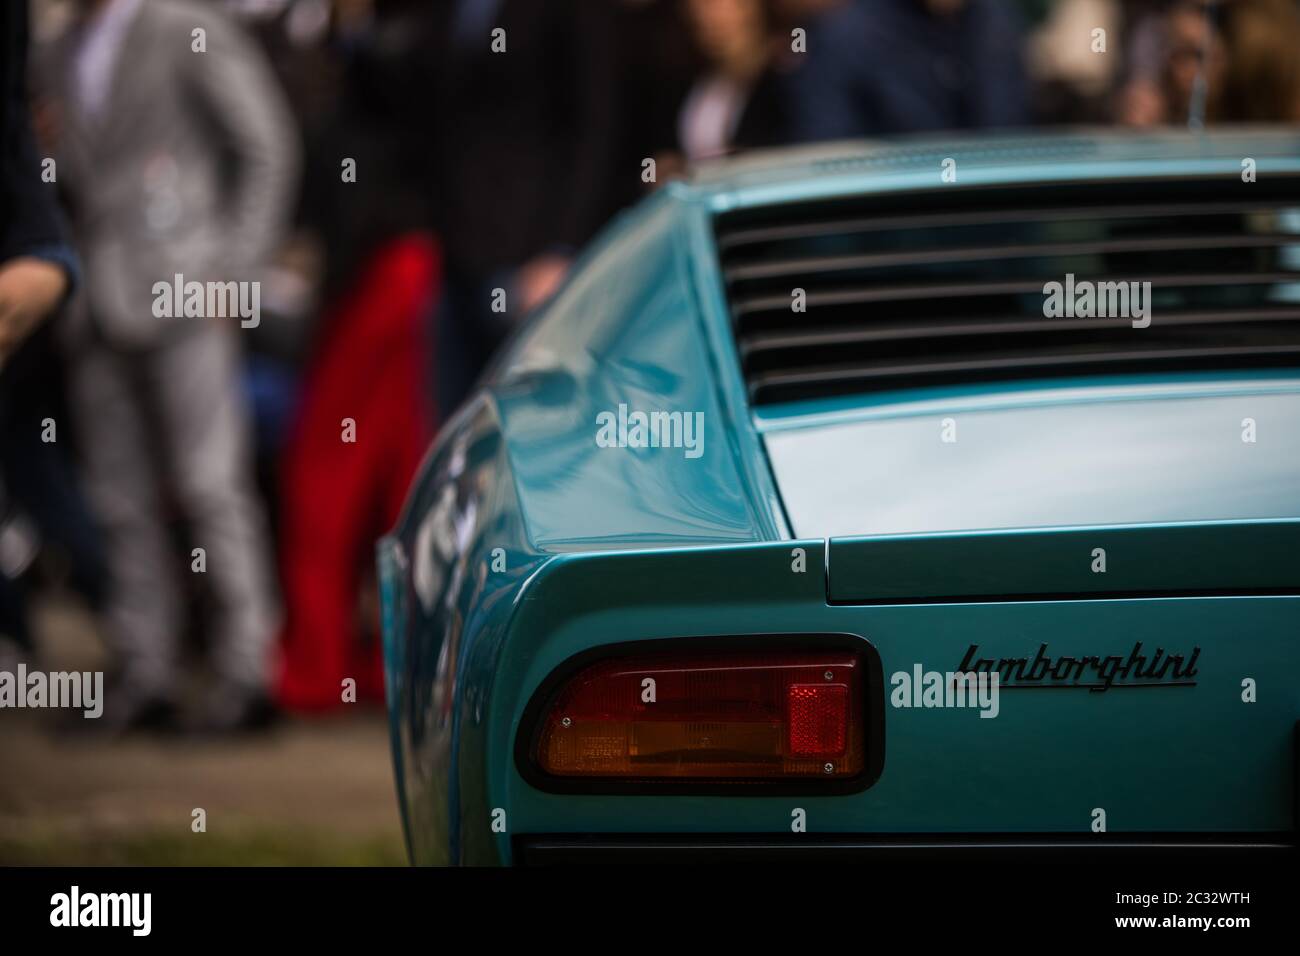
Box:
(826, 520, 1300, 602)
(380, 130, 1300, 864)
(692, 129, 1300, 212)
(761, 374, 1300, 537)
(490, 547, 1299, 852)
(489, 194, 783, 552)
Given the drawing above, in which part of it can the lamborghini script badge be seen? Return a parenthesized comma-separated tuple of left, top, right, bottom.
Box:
(958, 642, 1200, 692)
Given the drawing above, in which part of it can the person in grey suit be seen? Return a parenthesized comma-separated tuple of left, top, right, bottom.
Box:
(45, 0, 299, 732)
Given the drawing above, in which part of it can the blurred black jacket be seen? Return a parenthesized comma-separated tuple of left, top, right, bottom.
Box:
(419, 0, 619, 278)
(788, 0, 1030, 140)
(0, 2, 77, 284)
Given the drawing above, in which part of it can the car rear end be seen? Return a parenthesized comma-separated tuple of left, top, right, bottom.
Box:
(500, 134, 1300, 862)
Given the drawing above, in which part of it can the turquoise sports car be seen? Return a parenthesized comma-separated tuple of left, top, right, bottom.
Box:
(379, 130, 1300, 865)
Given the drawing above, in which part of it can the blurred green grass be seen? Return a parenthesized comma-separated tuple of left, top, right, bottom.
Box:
(4, 604, 407, 867)
(0, 826, 406, 866)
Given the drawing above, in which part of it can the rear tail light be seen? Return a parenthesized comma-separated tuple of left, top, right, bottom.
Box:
(530, 650, 866, 781)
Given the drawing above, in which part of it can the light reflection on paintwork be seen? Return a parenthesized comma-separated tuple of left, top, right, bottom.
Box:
(765, 385, 1300, 537)
(380, 130, 1300, 865)
(493, 199, 766, 551)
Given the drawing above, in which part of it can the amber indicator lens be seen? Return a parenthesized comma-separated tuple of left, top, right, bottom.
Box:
(534, 651, 864, 779)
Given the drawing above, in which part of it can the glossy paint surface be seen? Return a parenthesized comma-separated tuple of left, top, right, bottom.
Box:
(489, 193, 783, 551)
(762, 375, 1300, 537)
(490, 546, 1298, 852)
(380, 131, 1300, 864)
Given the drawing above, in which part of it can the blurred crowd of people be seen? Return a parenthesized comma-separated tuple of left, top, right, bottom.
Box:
(2, 0, 1298, 734)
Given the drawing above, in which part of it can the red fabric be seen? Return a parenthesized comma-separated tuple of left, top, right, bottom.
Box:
(275, 234, 440, 712)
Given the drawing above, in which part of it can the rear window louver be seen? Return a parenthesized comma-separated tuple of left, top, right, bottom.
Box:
(714, 176, 1300, 405)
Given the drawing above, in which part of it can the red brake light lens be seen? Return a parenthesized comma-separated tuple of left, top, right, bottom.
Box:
(532, 650, 865, 780)
(787, 683, 849, 756)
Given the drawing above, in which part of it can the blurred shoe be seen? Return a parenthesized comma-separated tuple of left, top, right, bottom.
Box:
(0, 636, 27, 675)
(182, 680, 278, 736)
(0, 505, 41, 580)
(69, 676, 178, 737)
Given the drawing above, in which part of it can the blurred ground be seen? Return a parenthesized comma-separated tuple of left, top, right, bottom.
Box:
(0, 597, 405, 866)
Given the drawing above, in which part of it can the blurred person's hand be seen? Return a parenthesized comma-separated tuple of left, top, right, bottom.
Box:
(334, 0, 376, 34)
(1165, 3, 1225, 122)
(776, 0, 849, 19)
(29, 93, 61, 154)
(515, 254, 571, 315)
(687, 0, 770, 80)
(0, 257, 67, 365)
(1117, 80, 1166, 127)
(922, 0, 967, 15)
(652, 150, 688, 186)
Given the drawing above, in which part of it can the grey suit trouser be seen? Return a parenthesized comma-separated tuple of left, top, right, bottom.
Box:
(69, 322, 279, 695)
